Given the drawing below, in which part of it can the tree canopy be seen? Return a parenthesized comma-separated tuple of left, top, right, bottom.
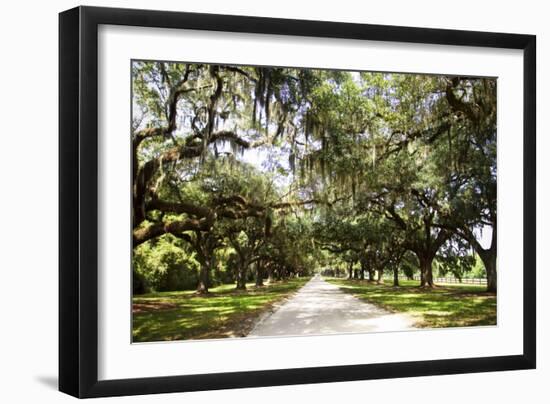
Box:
(131, 61, 497, 294)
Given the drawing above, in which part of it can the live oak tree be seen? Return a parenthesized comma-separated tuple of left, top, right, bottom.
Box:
(440, 77, 497, 292)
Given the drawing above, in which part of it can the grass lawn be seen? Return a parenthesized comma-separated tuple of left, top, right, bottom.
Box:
(132, 278, 310, 342)
(326, 278, 496, 329)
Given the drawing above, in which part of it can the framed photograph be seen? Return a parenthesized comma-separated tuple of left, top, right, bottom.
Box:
(59, 6, 536, 398)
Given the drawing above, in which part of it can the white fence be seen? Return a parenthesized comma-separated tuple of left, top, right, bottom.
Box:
(389, 275, 487, 285)
(326, 272, 487, 285)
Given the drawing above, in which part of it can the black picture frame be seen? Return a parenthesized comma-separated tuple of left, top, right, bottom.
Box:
(59, 5, 536, 398)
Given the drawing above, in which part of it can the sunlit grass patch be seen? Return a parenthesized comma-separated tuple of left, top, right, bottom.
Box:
(132, 278, 310, 342)
(326, 278, 496, 329)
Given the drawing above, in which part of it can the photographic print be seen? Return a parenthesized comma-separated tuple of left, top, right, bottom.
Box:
(131, 61, 497, 343)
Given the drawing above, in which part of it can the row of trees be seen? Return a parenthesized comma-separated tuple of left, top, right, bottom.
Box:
(131, 61, 497, 294)
(132, 157, 320, 293)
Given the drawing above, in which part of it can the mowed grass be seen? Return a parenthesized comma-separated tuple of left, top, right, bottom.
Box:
(132, 278, 310, 342)
(326, 278, 496, 329)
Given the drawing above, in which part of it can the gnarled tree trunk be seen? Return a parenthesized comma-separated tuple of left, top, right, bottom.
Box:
(197, 263, 209, 294)
(417, 253, 435, 288)
(455, 222, 497, 293)
(235, 263, 247, 290)
(479, 249, 497, 293)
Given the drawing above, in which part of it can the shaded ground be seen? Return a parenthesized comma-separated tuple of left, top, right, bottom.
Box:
(248, 276, 416, 337)
(327, 278, 496, 328)
(132, 278, 309, 342)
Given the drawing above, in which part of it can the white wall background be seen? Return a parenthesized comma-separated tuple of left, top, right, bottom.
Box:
(0, 1, 546, 402)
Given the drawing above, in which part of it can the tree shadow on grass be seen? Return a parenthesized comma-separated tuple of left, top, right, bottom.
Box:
(328, 278, 496, 329)
(132, 278, 310, 342)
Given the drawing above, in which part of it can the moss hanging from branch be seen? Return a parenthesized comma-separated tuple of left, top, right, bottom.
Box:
(264, 69, 272, 134)
(289, 152, 296, 174)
